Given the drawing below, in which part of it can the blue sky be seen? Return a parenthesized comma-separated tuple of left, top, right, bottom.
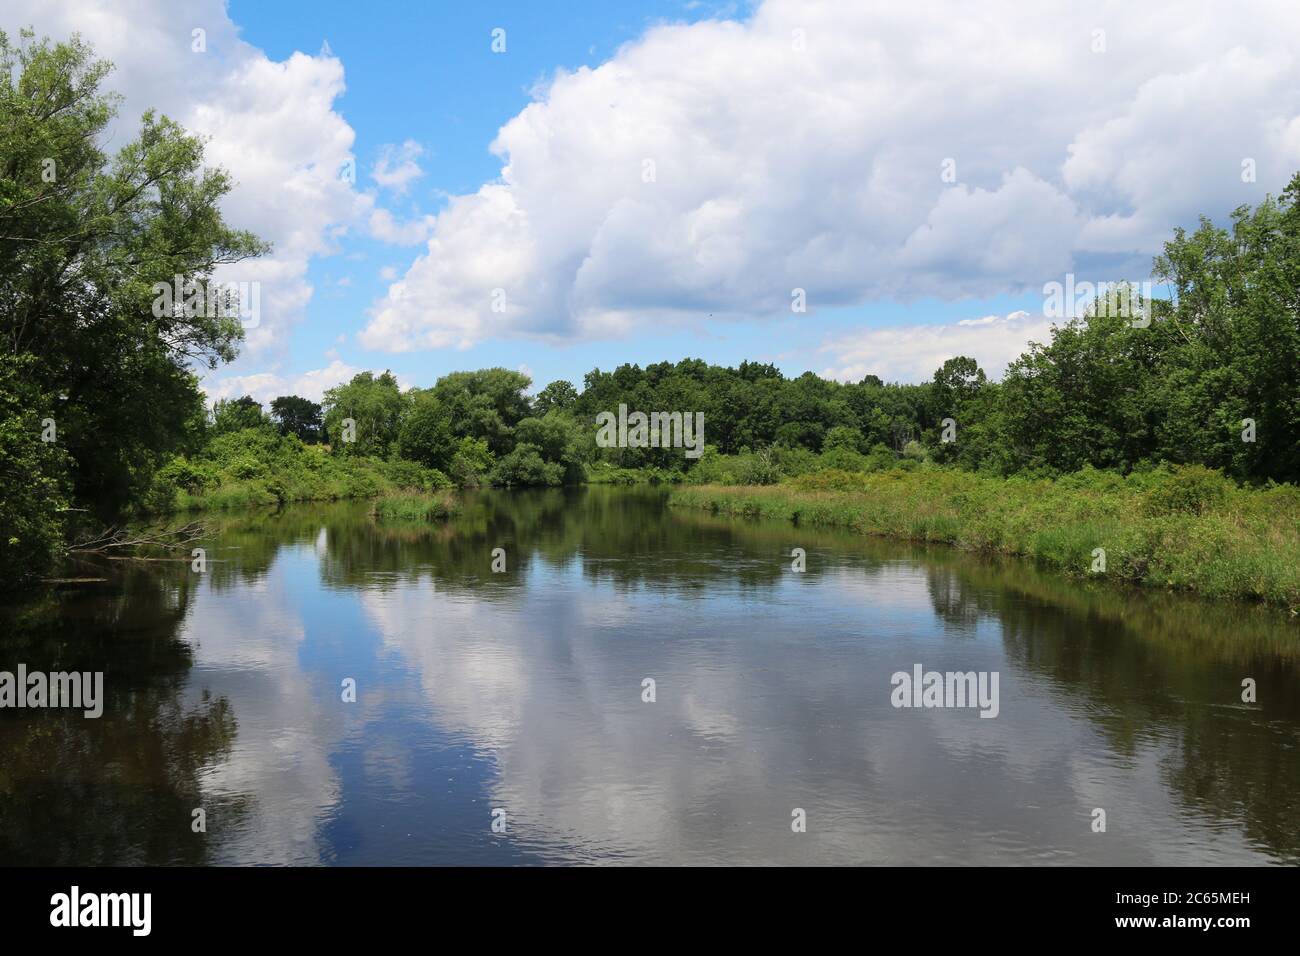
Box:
(222, 0, 1045, 396)
(8, 0, 1293, 403)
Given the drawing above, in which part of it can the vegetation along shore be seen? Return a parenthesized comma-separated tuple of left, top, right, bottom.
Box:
(2, 31, 1298, 613)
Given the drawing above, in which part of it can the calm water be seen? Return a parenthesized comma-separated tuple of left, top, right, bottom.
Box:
(1, 487, 1297, 866)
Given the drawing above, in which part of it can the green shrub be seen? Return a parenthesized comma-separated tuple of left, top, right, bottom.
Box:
(378, 457, 452, 493)
(450, 436, 494, 488)
(1144, 464, 1232, 516)
(490, 443, 564, 486)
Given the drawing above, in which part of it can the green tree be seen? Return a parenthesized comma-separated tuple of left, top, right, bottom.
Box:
(396, 389, 456, 470)
(322, 371, 405, 457)
(449, 436, 495, 487)
(212, 396, 268, 435)
(532, 379, 579, 415)
(490, 444, 564, 487)
(432, 368, 532, 455)
(513, 412, 589, 484)
(0, 355, 72, 584)
(0, 30, 267, 527)
(269, 395, 323, 443)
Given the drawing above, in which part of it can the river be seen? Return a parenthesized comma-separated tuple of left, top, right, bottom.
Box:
(1, 486, 1296, 865)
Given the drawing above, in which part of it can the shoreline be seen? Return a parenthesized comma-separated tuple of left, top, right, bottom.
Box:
(668, 469, 1300, 612)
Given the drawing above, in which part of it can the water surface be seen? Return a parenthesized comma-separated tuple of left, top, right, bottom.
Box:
(2, 487, 1297, 865)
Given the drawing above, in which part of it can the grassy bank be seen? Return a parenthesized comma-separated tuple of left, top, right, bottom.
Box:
(669, 464, 1300, 610)
(370, 490, 459, 522)
(147, 427, 451, 513)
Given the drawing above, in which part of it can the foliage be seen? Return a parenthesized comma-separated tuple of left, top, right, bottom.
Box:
(212, 396, 268, 436)
(146, 427, 448, 512)
(371, 490, 458, 522)
(448, 436, 494, 488)
(0, 30, 267, 525)
(431, 368, 532, 455)
(0, 355, 73, 583)
(322, 371, 404, 457)
(269, 395, 323, 443)
(395, 388, 455, 470)
(490, 444, 565, 487)
(672, 464, 1300, 609)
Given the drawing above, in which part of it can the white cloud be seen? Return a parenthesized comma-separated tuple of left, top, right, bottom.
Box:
(361, 0, 1300, 353)
(203, 360, 363, 406)
(2, 0, 366, 364)
(203, 360, 419, 406)
(818, 311, 1054, 384)
(371, 139, 425, 193)
(368, 208, 437, 245)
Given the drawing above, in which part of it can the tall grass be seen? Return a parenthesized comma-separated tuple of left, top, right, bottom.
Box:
(370, 490, 459, 522)
(670, 464, 1300, 610)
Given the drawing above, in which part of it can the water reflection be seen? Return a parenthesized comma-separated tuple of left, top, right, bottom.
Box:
(1, 487, 1296, 865)
(0, 568, 240, 864)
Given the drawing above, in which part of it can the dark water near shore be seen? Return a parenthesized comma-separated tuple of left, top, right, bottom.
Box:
(1, 486, 1297, 865)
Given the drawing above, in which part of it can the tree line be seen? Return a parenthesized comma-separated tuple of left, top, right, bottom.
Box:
(3, 29, 1298, 588)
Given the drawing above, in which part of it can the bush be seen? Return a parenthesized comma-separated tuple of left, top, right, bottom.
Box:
(449, 436, 494, 488)
(736, 448, 781, 485)
(490, 443, 564, 486)
(1144, 464, 1232, 516)
(862, 443, 899, 472)
(154, 427, 450, 512)
(378, 458, 452, 493)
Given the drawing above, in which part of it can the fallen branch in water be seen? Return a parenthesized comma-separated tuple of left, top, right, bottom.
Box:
(67, 522, 207, 556)
(104, 555, 225, 563)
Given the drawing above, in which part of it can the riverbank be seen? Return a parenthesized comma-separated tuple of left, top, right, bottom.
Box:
(669, 465, 1300, 610)
(148, 427, 452, 513)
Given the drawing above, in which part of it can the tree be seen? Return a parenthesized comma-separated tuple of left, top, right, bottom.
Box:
(396, 389, 455, 470)
(448, 436, 494, 487)
(928, 356, 987, 463)
(1150, 179, 1300, 483)
(513, 412, 589, 483)
(0, 30, 267, 526)
(0, 355, 72, 584)
(322, 371, 405, 457)
(270, 395, 323, 443)
(432, 368, 532, 455)
(532, 379, 579, 416)
(211, 396, 268, 435)
(490, 444, 564, 487)
(932, 356, 987, 411)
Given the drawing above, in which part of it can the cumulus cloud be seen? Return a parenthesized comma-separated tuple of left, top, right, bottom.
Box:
(361, 0, 1300, 353)
(2, 0, 366, 361)
(818, 311, 1054, 384)
(368, 208, 438, 245)
(203, 359, 363, 406)
(371, 139, 426, 193)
